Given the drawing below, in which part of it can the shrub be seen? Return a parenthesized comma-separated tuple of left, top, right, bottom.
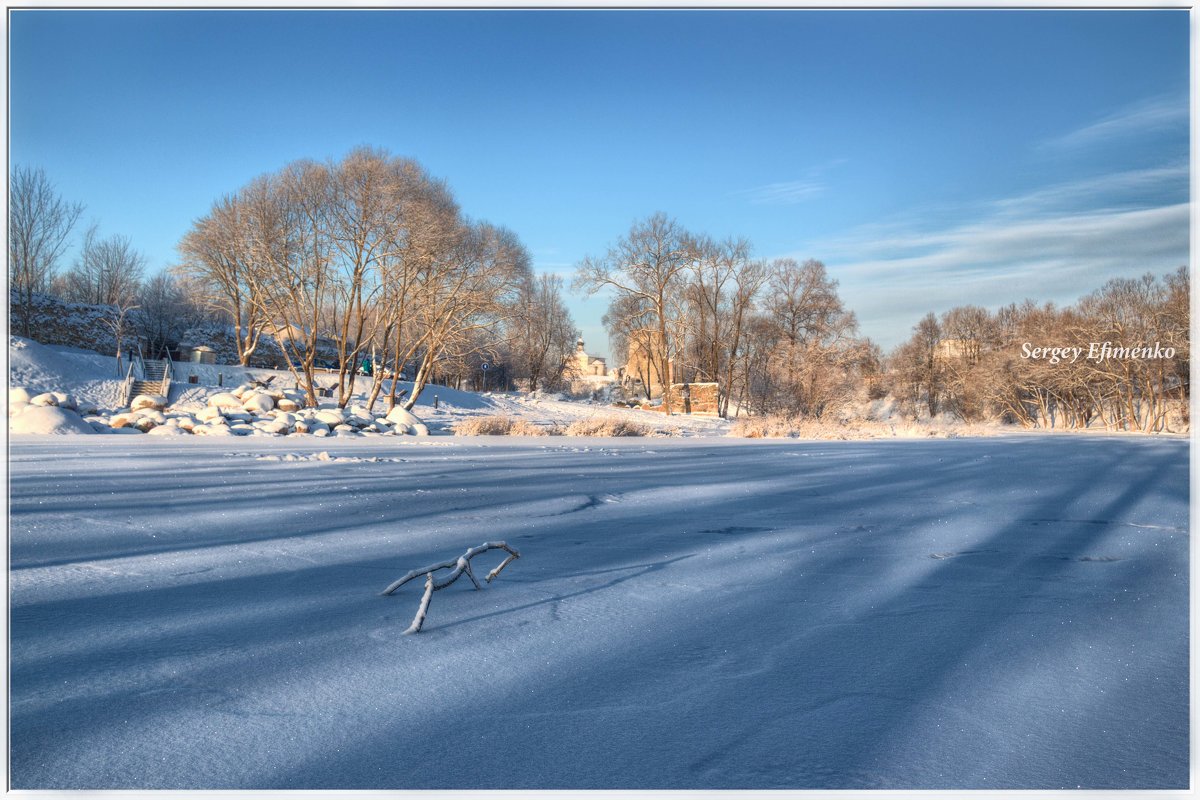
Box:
(564, 416, 650, 437)
(451, 415, 551, 436)
(729, 414, 994, 440)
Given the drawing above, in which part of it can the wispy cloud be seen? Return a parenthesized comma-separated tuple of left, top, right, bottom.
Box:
(991, 163, 1189, 216)
(1043, 94, 1188, 151)
(734, 159, 847, 206)
(735, 179, 825, 205)
(793, 166, 1189, 348)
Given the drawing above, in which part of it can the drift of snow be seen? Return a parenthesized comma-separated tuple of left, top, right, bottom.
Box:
(8, 433, 1187, 790)
(9, 405, 96, 435)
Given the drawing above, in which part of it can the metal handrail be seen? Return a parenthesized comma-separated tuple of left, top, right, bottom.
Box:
(160, 346, 174, 397)
(121, 360, 137, 408)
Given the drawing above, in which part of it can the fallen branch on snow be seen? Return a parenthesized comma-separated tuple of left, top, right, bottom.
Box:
(381, 541, 521, 634)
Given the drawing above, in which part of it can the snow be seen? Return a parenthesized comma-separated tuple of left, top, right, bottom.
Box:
(8, 433, 1188, 790)
(8, 405, 96, 435)
(8, 337, 127, 411)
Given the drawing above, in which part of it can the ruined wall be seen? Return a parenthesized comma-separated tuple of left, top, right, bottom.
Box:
(640, 382, 721, 415)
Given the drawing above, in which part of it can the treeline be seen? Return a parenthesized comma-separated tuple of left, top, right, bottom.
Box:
(11, 165, 1189, 431)
(576, 212, 879, 417)
(889, 268, 1189, 432)
(10, 154, 581, 409)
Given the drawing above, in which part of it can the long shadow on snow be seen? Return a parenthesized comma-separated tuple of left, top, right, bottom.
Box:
(10, 437, 1187, 789)
(270, 437, 1188, 789)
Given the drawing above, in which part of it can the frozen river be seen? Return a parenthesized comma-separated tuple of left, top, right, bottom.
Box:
(8, 434, 1189, 789)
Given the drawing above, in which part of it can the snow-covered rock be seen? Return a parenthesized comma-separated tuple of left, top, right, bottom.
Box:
(10, 405, 95, 435)
(196, 406, 224, 422)
(147, 425, 190, 436)
(242, 392, 275, 414)
(131, 394, 167, 411)
(9, 400, 29, 418)
(135, 409, 167, 425)
(107, 426, 144, 435)
(385, 406, 424, 428)
(109, 413, 138, 429)
(9, 387, 33, 405)
(315, 409, 345, 427)
(208, 392, 243, 409)
(276, 397, 300, 412)
(29, 392, 62, 407)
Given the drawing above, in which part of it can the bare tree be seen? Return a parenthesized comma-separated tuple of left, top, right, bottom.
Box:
(177, 193, 269, 365)
(743, 258, 862, 417)
(137, 272, 203, 359)
(9, 166, 85, 336)
(891, 312, 943, 418)
(402, 221, 530, 410)
(575, 213, 694, 413)
(508, 272, 579, 392)
(60, 225, 146, 306)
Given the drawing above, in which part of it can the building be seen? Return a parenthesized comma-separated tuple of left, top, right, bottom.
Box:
(571, 339, 608, 377)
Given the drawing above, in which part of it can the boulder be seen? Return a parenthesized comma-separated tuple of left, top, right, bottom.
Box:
(385, 406, 424, 428)
(276, 397, 300, 412)
(208, 392, 243, 409)
(134, 409, 167, 425)
(131, 394, 167, 411)
(195, 406, 224, 422)
(9, 387, 32, 405)
(29, 392, 60, 407)
(314, 409, 345, 427)
(147, 425, 190, 436)
(10, 405, 95, 435)
(242, 392, 275, 414)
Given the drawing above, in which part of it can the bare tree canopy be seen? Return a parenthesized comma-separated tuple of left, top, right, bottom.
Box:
(59, 226, 147, 306)
(176, 148, 530, 409)
(9, 166, 85, 336)
(575, 212, 693, 413)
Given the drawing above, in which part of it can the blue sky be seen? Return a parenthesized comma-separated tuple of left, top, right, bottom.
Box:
(10, 9, 1189, 357)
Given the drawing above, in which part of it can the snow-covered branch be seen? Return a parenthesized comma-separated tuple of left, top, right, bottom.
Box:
(381, 541, 521, 634)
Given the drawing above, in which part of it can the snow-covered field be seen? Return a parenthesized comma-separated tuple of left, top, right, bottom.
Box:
(8, 433, 1188, 790)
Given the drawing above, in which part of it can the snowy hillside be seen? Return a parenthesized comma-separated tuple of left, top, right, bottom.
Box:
(8, 434, 1188, 789)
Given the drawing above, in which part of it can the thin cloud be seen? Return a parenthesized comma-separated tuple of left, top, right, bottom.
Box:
(735, 179, 825, 205)
(1044, 94, 1188, 151)
(790, 165, 1189, 348)
(734, 159, 847, 206)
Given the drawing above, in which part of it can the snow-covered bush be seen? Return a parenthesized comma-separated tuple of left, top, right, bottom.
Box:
(563, 417, 650, 437)
(728, 414, 995, 440)
(452, 415, 553, 436)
